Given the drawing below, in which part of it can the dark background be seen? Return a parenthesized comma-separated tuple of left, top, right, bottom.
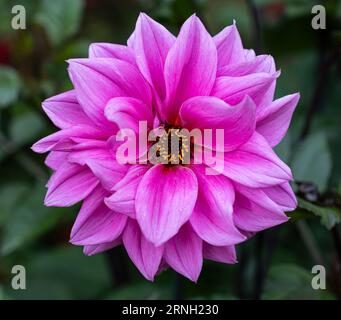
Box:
(0, 0, 340, 300)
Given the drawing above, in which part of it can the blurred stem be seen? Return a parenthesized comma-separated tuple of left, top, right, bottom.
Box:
(331, 226, 341, 264)
(253, 229, 279, 299)
(105, 247, 130, 287)
(253, 233, 265, 300)
(296, 221, 324, 265)
(300, 46, 338, 139)
(245, 0, 262, 53)
(173, 273, 184, 300)
(235, 245, 248, 299)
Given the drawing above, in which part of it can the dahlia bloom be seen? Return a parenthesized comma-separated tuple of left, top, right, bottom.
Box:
(32, 13, 299, 282)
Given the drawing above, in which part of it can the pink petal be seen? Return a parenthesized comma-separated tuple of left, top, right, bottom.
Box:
(235, 182, 284, 214)
(244, 49, 256, 61)
(123, 219, 164, 281)
(212, 73, 277, 107)
(218, 55, 275, 77)
(31, 125, 108, 153)
(45, 151, 68, 170)
(180, 96, 256, 152)
(212, 133, 292, 187)
(164, 223, 203, 282)
(203, 243, 237, 264)
(45, 162, 99, 207)
(42, 90, 93, 129)
(233, 189, 288, 232)
(214, 23, 244, 68)
(190, 165, 246, 246)
(262, 182, 297, 211)
(70, 186, 127, 245)
(135, 164, 198, 245)
(68, 148, 127, 190)
(86, 158, 126, 191)
(68, 58, 152, 127)
(163, 15, 217, 124)
(84, 238, 121, 256)
(67, 138, 108, 151)
(132, 13, 175, 101)
(105, 165, 150, 218)
(127, 30, 136, 47)
(105, 97, 153, 133)
(89, 43, 136, 65)
(256, 93, 300, 147)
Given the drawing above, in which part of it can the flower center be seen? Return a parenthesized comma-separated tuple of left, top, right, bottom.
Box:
(149, 126, 191, 165)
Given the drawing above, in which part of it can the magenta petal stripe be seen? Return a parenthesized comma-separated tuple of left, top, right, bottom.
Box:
(135, 164, 198, 246)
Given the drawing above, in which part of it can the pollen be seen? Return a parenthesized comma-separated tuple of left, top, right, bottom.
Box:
(149, 127, 191, 165)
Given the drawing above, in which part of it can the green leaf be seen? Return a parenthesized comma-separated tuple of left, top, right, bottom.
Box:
(0, 184, 63, 256)
(5, 247, 111, 299)
(0, 66, 21, 108)
(291, 131, 332, 192)
(35, 0, 84, 46)
(263, 264, 335, 300)
(0, 182, 30, 225)
(9, 111, 45, 146)
(297, 197, 341, 230)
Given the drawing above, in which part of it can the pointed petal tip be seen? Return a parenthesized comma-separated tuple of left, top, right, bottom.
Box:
(30, 144, 38, 153)
(31, 141, 46, 154)
(43, 195, 54, 207)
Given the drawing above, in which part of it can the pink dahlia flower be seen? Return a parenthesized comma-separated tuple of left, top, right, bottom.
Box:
(32, 13, 299, 282)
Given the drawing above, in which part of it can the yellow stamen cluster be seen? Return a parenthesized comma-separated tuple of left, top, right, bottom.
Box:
(150, 128, 190, 165)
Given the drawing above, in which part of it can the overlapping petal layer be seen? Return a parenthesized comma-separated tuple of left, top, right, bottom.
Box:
(32, 13, 299, 282)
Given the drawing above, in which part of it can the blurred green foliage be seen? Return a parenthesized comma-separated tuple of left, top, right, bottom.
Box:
(0, 0, 340, 300)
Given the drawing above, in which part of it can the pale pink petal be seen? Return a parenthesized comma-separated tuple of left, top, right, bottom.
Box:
(211, 133, 292, 187)
(67, 148, 127, 190)
(45, 151, 68, 170)
(86, 158, 126, 191)
(262, 182, 297, 211)
(127, 30, 135, 47)
(70, 186, 127, 245)
(67, 138, 108, 151)
(89, 43, 136, 65)
(105, 97, 153, 133)
(212, 73, 277, 107)
(136, 164, 198, 245)
(31, 125, 108, 153)
(256, 93, 300, 147)
(132, 13, 175, 101)
(42, 90, 93, 129)
(105, 165, 150, 218)
(214, 23, 244, 68)
(68, 58, 152, 127)
(218, 55, 275, 77)
(164, 223, 203, 282)
(180, 96, 256, 152)
(233, 190, 288, 232)
(163, 15, 217, 123)
(203, 243, 237, 264)
(67, 146, 111, 166)
(84, 238, 121, 256)
(190, 165, 246, 246)
(235, 182, 284, 214)
(244, 49, 256, 61)
(45, 162, 99, 207)
(123, 220, 164, 281)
